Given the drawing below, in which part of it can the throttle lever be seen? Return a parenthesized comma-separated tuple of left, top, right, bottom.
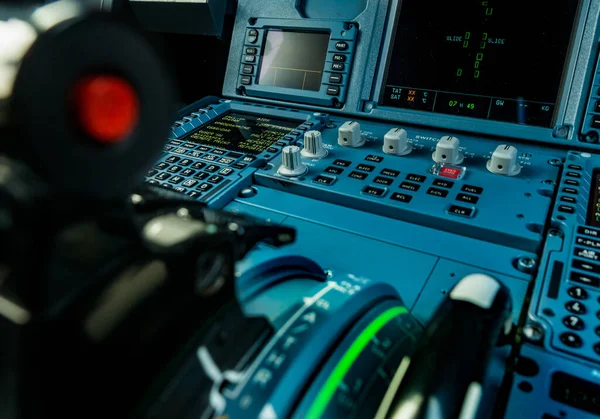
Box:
(376, 274, 512, 419)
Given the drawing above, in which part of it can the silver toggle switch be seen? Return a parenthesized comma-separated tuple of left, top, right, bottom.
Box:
(302, 130, 327, 159)
(383, 128, 412, 156)
(487, 145, 522, 176)
(432, 136, 464, 165)
(338, 121, 365, 147)
(278, 145, 308, 177)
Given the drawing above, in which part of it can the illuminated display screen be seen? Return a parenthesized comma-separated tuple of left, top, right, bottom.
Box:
(382, 0, 580, 127)
(186, 112, 298, 155)
(259, 30, 329, 92)
(587, 170, 600, 227)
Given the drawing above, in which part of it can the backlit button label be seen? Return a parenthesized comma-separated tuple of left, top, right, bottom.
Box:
(325, 166, 344, 175)
(457, 193, 479, 204)
(381, 169, 400, 177)
(576, 236, 600, 249)
(349, 171, 368, 180)
(406, 174, 427, 183)
(427, 187, 449, 198)
(432, 179, 454, 188)
(448, 205, 474, 217)
(400, 182, 420, 192)
(334, 159, 352, 167)
(461, 185, 483, 195)
(356, 164, 376, 172)
(374, 176, 394, 186)
(365, 155, 384, 163)
(391, 192, 413, 203)
(361, 186, 386, 197)
(312, 175, 336, 186)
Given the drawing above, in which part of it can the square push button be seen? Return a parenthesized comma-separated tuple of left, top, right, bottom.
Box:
(390, 192, 413, 203)
(312, 175, 336, 186)
(448, 205, 475, 218)
(361, 186, 386, 197)
(427, 187, 449, 198)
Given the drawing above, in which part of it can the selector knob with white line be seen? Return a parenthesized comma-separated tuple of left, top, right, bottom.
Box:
(278, 145, 308, 177)
(302, 130, 327, 159)
(487, 145, 521, 176)
(383, 128, 412, 156)
(432, 136, 464, 165)
(338, 121, 365, 147)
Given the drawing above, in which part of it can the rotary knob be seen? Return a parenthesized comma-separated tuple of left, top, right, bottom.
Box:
(302, 130, 327, 159)
(278, 145, 308, 177)
(432, 136, 464, 165)
(338, 121, 365, 147)
(383, 128, 412, 156)
(487, 145, 521, 176)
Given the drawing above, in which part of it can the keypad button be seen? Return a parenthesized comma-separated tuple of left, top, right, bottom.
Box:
(560, 332, 583, 348)
(147, 170, 158, 177)
(573, 259, 600, 274)
(197, 146, 211, 152)
(574, 247, 599, 261)
(187, 151, 203, 158)
(558, 205, 575, 214)
(561, 196, 577, 204)
(219, 168, 235, 176)
(194, 172, 209, 180)
(565, 179, 580, 186)
(461, 185, 483, 195)
(457, 193, 479, 204)
(187, 191, 202, 198)
(566, 171, 581, 178)
(160, 183, 172, 189)
(400, 182, 420, 192)
(563, 315, 585, 331)
(374, 176, 394, 186)
(390, 192, 413, 203)
(562, 187, 578, 195)
(202, 154, 219, 162)
(243, 55, 256, 63)
(182, 179, 198, 188)
(181, 169, 196, 177)
(218, 157, 235, 165)
(433, 179, 454, 189)
(233, 163, 248, 169)
(169, 140, 183, 146)
(168, 176, 184, 185)
(207, 175, 224, 184)
(357, 164, 376, 172)
(362, 186, 386, 197)
(334, 159, 352, 167)
(246, 47, 257, 55)
(266, 147, 279, 154)
(205, 165, 219, 173)
(155, 162, 170, 170)
(568, 164, 582, 170)
(179, 159, 193, 166)
(427, 187, 449, 198)
(197, 183, 214, 192)
(565, 300, 587, 315)
(325, 166, 344, 175)
(570, 271, 600, 287)
(192, 162, 207, 170)
(313, 175, 336, 186)
(182, 143, 196, 149)
(147, 179, 159, 185)
(365, 155, 384, 163)
(173, 187, 187, 193)
(335, 41, 349, 51)
(329, 74, 343, 84)
(228, 151, 243, 158)
(212, 149, 227, 155)
(332, 63, 345, 71)
(381, 168, 400, 178)
(326, 86, 340, 96)
(567, 286, 588, 300)
(333, 54, 347, 62)
(155, 172, 171, 181)
(242, 64, 254, 74)
(448, 205, 474, 217)
(349, 171, 368, 180)
(166, 156, 181, 163)
(164, 145, 174, 152)
(406, 174, 426, 183)
(276, 141, 287, 147)
(242, 156, 257, 163)
(173, 148, 188, 155)
(168, 166, 182, 173)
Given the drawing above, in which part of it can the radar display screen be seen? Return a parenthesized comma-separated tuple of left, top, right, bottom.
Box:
(258, 30, 329, 92)
(381, 0, 580, 127)
(186, 113, 299, 155)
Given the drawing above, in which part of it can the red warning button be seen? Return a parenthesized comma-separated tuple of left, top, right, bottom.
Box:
(74, 75, 139, 144)
(439, 166, 463, 179)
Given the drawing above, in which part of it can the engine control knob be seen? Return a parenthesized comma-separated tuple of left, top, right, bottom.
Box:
(432, 136, 464, 165)
(301, 130, 327, 159)
(383, 128, 412, 156)
(487, 145, 522, 176)
(338, 121, 365, 147)
(278, 145, 308, 177)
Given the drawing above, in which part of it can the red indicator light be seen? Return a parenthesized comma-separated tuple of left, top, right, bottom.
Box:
(439, 167, 462, 179)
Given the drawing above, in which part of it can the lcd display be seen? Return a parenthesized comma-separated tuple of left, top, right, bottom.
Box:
(550, 372, 600, 415)
(382, 0, 580, 127)
(187, 112, 298, 154)
(587, 170, 600, 227)
(259, 30, 329, 92)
